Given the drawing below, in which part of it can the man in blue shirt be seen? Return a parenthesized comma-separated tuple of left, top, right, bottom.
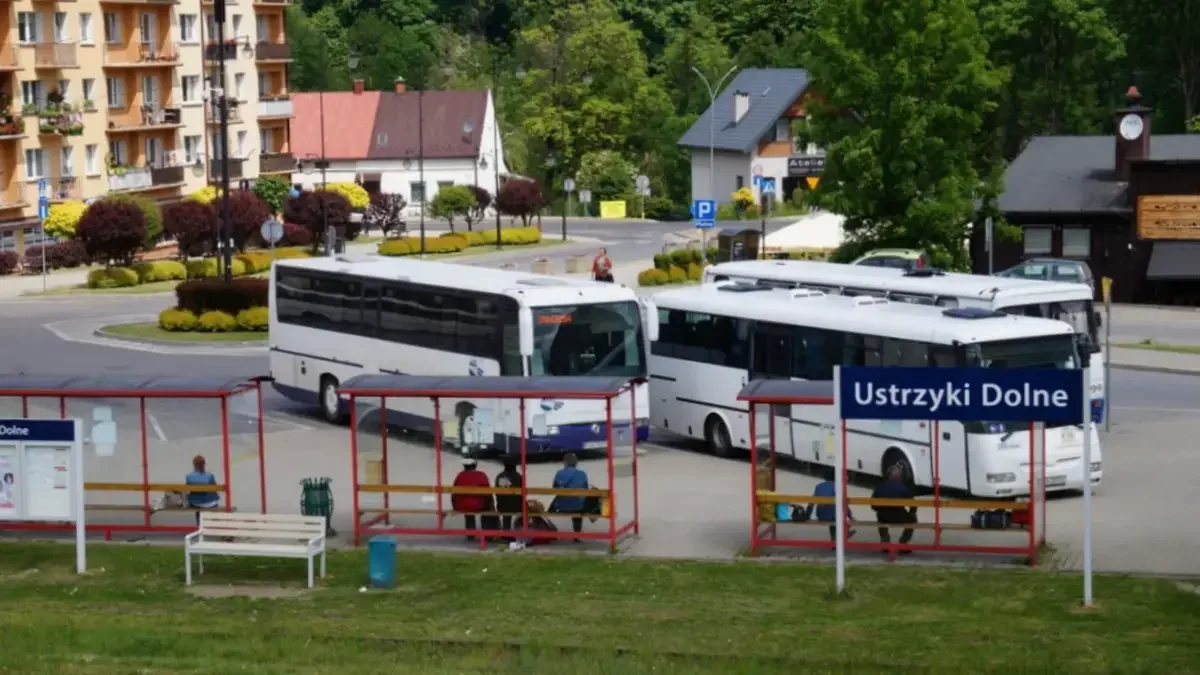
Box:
(185, 455, 220, 525)
(551, 453, 589, 539)
(807, 468, 855, 542)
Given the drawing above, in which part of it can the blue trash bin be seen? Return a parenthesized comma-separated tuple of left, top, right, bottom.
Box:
(367, 535, 398, 589)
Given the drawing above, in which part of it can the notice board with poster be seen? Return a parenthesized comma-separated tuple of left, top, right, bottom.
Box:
(1136, 195, 1200, 240)
(0, 418, 83, 522)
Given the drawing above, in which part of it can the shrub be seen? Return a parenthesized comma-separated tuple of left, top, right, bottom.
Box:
(463, 186, 492, 230)
(228, 190, 273, 250)
(669, 249, 693, 266)
(667, 265, 688, 283)
(43, 201, 87, 239)
(425, 236, 467, 254)
(235, 251, 272, 274)
(197, 310, 238, 332)
(437, 232, 470, 249)
(495, 179, 545, 226)
(21, 245, 52, 273)
(705, 246, 719, 264)
(188, 186, 222, 205)
(158, 308, 198, 331)
(364, 192, 407, 237)
(186, 257, 247, 279)
(273, 246, 311, 260)
(637, 268, 663, 286)
(77, 199, 148, 265)
(236, 306, 269, 331)
(282, 222, 311, 247)
(0, 251, 17, 275)
(429, 185, 476, 229)
(322, 182, 370, 210)
(106, 194, 162, 250)
(464, 231, 485, 246)
(163, 200, 217, 257)
(378, 238, 412, 256)
(252, 176, 290, 213)
(284, 191, 351, 252)
(649, 269, 669, 285)
(652, 253, 669, 270)
(176, 278, 269, 314)
(131, 260, 187, 283)
(50, 240, 89, 268)
(480, 226, 543, 246)
(686, 262, 703, 281)
(86, 267, 140, 289)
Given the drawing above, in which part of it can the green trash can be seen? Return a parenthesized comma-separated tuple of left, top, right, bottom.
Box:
(301, 477, 336, 536)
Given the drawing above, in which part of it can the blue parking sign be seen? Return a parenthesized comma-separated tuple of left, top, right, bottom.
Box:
(38, 196, 49, 220)
(691, 199, 715, 229)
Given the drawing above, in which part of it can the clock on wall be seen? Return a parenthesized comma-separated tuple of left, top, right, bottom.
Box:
(1118, 113, 1144, 141)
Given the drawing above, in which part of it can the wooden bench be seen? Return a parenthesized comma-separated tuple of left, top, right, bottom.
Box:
(357, 484, 612, 523)
(86, 482, 228, 516)
(184, 513, 327, 588)
(757, 492, 1029, 532)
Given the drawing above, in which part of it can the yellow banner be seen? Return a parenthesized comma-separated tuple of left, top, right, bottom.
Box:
(599, 201, 627, 219)
(1101, 277, 1112, 304)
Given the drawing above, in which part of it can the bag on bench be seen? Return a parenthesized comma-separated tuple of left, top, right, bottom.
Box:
(971, 509, 1013, 530)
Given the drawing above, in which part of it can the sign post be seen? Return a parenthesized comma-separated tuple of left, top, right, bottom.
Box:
(691, 199, 715, 263)
(37, 178, 49, 292)
(1102, 277, 1112, 432)
(578, 189, 592, 218)
(635, 175, 649, 219)
(835, 366, 1087, 602)
(260, 219, 284, 263)
(0, 418, 86, 573)
(562, 178, 575, 242)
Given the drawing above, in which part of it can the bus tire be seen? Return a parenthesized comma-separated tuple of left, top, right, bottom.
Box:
(319, 375, 345, 425)
(881, 448, 915, 490)
(705, 414, 734, 458)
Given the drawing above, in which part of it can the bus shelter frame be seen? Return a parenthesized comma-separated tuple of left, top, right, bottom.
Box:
(738, 379, 1046, 562)
(0, 374, 271, 539)
(339, 375, 642, 551)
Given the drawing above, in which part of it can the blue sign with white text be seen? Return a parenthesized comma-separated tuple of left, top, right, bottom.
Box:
(839, 367, 1085, 424)
(0, 419, 77, 443)
(691, 199, 715, 229)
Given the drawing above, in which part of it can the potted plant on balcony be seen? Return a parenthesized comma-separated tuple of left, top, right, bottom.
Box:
(21, 102, 38, 116)
(67, 122, 84, 136)
(82, 99, 97, 112)
(40, 90, 65, 118)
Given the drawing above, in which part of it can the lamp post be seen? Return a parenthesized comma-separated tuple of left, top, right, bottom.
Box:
(691, 64, 738, 263)
(417, 89, 425, 255)
(213, 0, 233, 281)
(300, 48, 358, 255)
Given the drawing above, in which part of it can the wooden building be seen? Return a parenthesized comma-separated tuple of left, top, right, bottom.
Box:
(980, 87, 1200, 305)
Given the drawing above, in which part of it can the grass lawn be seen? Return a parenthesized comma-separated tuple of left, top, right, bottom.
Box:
(102, 322, 267, 342)
(1, 542, 1195, 674)
(1115, 339, 1200, 355)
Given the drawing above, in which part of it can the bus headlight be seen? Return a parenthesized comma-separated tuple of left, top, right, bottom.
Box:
(1090, 462, 1101, 473)
(987, 472, 1016, 484)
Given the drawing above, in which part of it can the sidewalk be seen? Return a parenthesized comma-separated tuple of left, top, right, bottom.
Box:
(1107, 347, 1200, 377)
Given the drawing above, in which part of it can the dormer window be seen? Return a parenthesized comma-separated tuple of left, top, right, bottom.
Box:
(774, 119, 790, 142)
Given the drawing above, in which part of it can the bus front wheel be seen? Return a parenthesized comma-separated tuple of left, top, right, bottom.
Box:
(320, 375, 345, 425)
(705, 415, 734, 458)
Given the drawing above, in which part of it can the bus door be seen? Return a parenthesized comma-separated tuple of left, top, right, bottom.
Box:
(749, 322, 795, 458)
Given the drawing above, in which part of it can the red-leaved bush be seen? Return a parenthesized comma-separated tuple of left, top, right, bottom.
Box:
(22, 241, 90, 272)
(164, 200, 217, 257)
(175, 278, 269, 314)
(495, 179, 544, 226)
(284, 191, 351, 252)
(227, 190, 273, 250)
(76, 199, 148, 265)
(0, 251, 17, 275)
(283, 222, 311, 246)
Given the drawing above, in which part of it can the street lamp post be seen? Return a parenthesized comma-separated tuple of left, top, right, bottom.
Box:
(417, 89, 426, 255)
(691, 64, 738, 263)
(213, 0, 234, 281)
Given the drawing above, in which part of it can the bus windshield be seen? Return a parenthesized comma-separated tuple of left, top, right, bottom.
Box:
(964, 335, 1080, 432)
(999, 300, 1099, 353)
(531, 301, 646, 378)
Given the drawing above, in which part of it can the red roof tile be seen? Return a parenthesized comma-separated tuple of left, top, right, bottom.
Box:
(291, 91, 381, 160)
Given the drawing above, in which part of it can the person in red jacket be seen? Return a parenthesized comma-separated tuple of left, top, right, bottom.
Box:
(452, 458, 493, 541)
(592, 247, 614, 282)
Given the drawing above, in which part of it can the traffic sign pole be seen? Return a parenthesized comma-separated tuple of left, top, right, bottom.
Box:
(1081, 365, 1093, 607)
(833, 366, 846, 595)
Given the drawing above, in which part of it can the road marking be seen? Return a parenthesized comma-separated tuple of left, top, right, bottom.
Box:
(1111, 406, 1199, 413)
(146, 413, 168, 441)
(43, 318, 266, 356)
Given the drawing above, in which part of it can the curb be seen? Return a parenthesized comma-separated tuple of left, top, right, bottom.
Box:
(1110, 363, 1200, 377)
(93, 327, 267, 349)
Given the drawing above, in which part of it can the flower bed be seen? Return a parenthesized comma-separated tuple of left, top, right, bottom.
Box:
(158, 306, 268, 333)
(377, 226, 543, 256)
(80, 247, 309, 289)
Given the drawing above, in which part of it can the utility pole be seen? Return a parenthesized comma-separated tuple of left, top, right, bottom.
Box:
(691, 65, 738, 264)
(215, 0, 233, 281)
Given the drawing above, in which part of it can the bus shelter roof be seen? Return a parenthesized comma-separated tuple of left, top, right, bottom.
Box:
(0, 374, 261, 398)
(737, 379, 835, 405)
(339, 375, 636, 400)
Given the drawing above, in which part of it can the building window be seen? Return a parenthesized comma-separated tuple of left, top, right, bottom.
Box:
(18, 13, 40, 44)
(24, 149, 47, 179)
(54, 12, 69, 42)
(60, 146, 74, 177)
(232, 14, 244, 39)
(180, 15, 197, 43)
(182, 75, 200, 103)
(82, 78, 95, 104)
(236, 130, 247, 157)
(57, 79, 70, 100)
(259, 128, 273, 153)
(85, 144, 99, 175)
(1062, 227, 1090, 258)
(1023, 227, 1053, 256)
(234, 73, 245, 99)
(184, 135, 201, 164)
(21, 81, 44, 108)
(106, 77, 125, 108)
(775, 119, 790, 142)
(79, 13, 94, 44)
(103, 13, 121, 44)
(109, 140, 127, 166)
(257, 70, 270, 97)
(735, 175, 744, 190)
(256, 15, 269, 41)
(411, 182, 426, 203)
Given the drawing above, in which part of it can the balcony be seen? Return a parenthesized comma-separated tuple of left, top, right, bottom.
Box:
(257, 96, 292, 118)
(253, 0, 291, 5)
(106, 164, 185, 192)
(255, 41, 291, 62)
(37, 108, 84, 137)
(0, 116, 26, 139)
(151, 164, 186, 187)
(104, 41, 182, 68)
(29, 179, 83, 203)
(0, 188, 28, 211)
(209, 158, 245, 182)
(204, 42, 238, 61)
(107, 106, 184, 133)
(0, 46, 19, 72)
(259, 152, 294, 174)
(34, 42, 79, 69)
(207, 102, 243, 124)
(101, 0, 180, 5)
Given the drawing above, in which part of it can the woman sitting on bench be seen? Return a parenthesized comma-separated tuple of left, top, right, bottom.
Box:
(185, 455, 220, 524)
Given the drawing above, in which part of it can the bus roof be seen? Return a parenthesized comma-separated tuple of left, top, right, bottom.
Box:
(705, 260, 1091, 305)
(652, 285, 1075, 344)
(275, 255, 637, 307)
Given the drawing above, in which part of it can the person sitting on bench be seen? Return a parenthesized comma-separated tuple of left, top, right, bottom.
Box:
(185, 455, 220, 524)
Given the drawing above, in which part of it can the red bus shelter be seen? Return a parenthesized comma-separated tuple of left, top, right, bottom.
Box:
(339, 374, 642, 551)
(0, 374, 271, 539)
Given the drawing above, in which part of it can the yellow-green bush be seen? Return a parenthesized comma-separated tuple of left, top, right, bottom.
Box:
(86, 267, 140, 289)
(273, 247, 311, 260)
(667, 265, 688, 284)
(784, 249, 832, 261)
(235, 251, 273, 274)
(187, 185, 222, 205)
(186, 257, 247, 279)
(425, 236, 468, 254)
(437, 233, 470, 250)
(637, 268, 663, 286)
(686, 262, 703, 281)
(158, 308, 198, 331)
(479, 226, 543, 246)
(236, 306, 269, 331)
(197, 310, 238, 332)
(464, 231, 486, 246)
(378, 239, 412, 256)
(44, 201, 87, 239)
(322, 182, 370, 210)
(131, 260, 187, 283)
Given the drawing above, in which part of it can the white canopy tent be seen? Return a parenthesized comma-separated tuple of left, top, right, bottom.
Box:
(764, 211, 846, 253)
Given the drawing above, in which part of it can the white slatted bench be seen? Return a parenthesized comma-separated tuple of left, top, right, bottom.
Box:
(184, 513, 328, 588)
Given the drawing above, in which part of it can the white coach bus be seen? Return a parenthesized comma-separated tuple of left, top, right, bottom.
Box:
(702, 260, 1107, 423)
(649, 284, 1102, 497)
(268, 256, 652, 454)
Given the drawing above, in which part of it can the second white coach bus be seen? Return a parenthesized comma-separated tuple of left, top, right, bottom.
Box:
(702, 259, 1107, 423)
(649, 283, 1102, 497)
(268, 256, 652, 454)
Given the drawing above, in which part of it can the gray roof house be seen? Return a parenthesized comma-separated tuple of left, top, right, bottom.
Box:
(677, 68, 820, 205)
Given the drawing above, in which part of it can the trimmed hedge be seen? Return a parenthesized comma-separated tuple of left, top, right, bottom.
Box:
(159, 308, 198, 331)
(87, 267, 140, 289)
(186, 257, 248, 279)
(273, 246, 311, 260)
(175, 278, 268, 315)
(23, 241, 90, 273)
(378, 226, 543, 257)
(636, 268, 670, 286)
(0, 251, 17, 275)
(197, 310, 238, 332)
(235, 251, 273, 274)
(158, 306, 268, 332)
(236, 307, 269, 331)
(131, 260, 187, 283)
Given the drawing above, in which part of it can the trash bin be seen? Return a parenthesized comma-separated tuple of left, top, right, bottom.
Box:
(300, 477, 336, 536)
(368, 535, 398, 589)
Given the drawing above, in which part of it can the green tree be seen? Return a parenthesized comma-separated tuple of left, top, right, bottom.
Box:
(576, 150, 635, 200)
(349, 11, 440, 91)
(429, 185, 477, 230)
(657, 14, 732, 116)
(253, 176, 291, 214)
(1107, 0, 1200, 130)
(802, 0, 1003, 270)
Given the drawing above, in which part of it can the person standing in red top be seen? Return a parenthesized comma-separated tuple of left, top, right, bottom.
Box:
(592, 247, 614, 283)
(452, 458, 493, 541)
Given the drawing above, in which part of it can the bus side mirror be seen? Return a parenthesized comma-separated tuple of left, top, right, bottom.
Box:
(639, 297, 660, 342)
(518, 306, 534, 357)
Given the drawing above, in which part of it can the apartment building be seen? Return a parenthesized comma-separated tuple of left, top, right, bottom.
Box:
(0, 0, 293, 255)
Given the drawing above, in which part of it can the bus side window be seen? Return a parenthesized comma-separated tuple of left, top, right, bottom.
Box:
(793, 327, 837, 380)
(935, 297, 959, 308)
(891, 293, 935, 305)
(930, 345, 957, 367)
